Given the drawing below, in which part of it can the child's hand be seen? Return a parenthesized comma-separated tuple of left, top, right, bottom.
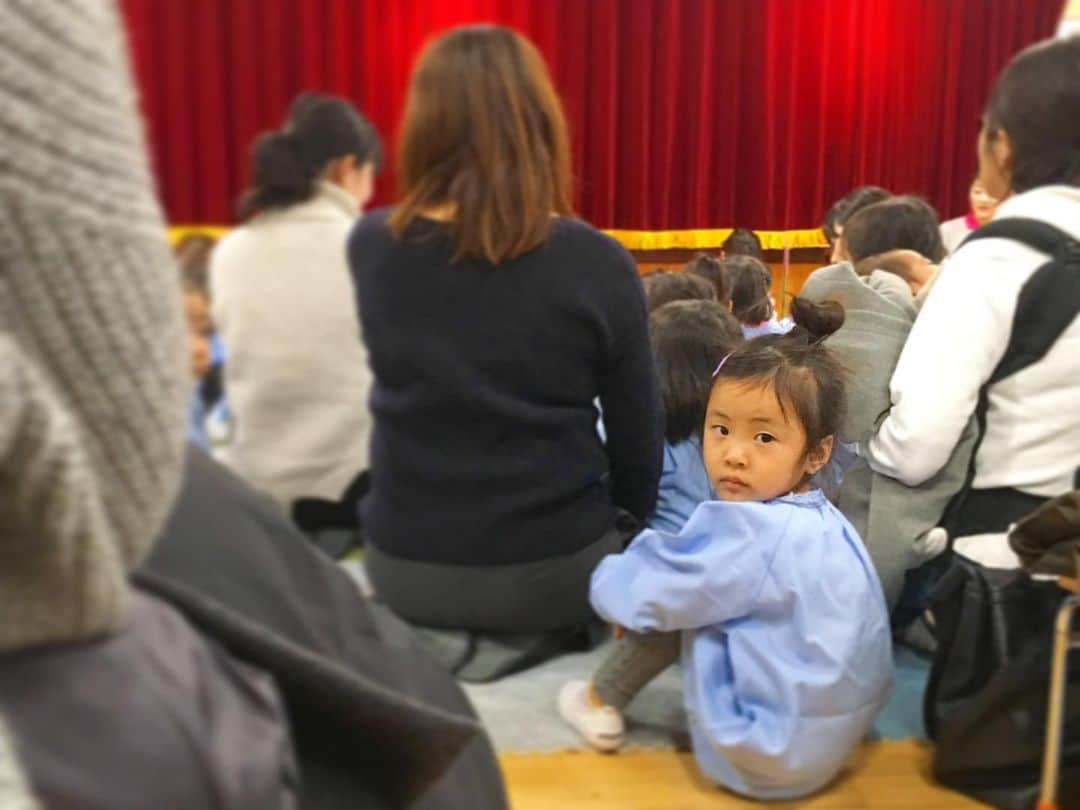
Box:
(612, 624, 626, 640)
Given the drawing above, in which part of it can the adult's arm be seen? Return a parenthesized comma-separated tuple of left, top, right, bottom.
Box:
(596, 246, 664, 522)
(867, 244, 1025, 486)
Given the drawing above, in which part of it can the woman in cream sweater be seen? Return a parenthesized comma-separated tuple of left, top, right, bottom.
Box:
(212, 93, 380, 510)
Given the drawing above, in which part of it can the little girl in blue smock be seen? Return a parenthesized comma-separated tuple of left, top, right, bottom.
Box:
(560, 298, 892, 800)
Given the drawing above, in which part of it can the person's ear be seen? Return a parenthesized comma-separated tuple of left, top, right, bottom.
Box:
(325, 154, 356, 186)
(990, 129, 1015, 188)
(803, 435, 835, 477)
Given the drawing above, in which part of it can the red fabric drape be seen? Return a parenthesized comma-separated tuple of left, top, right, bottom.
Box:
(119, 0, 1063, 230)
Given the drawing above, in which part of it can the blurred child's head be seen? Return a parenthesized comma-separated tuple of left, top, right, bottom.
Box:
(176, 236, 216, 380)
(842, 195, 946, 264)
(683, 253, 732, 307)
(649, 300, 744, 445)
(723, 256, 773, 325)
(643, 270, 716, 313)
(853, 249, 937, 296)
(722, 228, 763, 260)
(703, 297, 846, 502)
(822, 185, 891, 262)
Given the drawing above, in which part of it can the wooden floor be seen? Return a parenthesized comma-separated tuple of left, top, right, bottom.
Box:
(500, 741, 987, 809)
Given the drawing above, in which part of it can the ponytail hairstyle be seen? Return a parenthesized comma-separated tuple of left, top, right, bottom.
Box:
(237, 93, 382, 220)
(683, 252, 732, 305)
(723, 255, 773, 325)
(712, 297, 846, 453)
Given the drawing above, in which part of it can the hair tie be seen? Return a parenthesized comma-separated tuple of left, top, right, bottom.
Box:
(712, 352, 733, 378)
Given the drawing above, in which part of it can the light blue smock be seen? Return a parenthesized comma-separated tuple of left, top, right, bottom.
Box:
(647, 438, 714, 534)
(590, 489, 893, 799)
(741, 317, 794, 339)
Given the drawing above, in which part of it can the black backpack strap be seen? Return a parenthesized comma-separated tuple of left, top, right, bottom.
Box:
(961, 219, 1080, 384)
(942, 219, 1080, 535)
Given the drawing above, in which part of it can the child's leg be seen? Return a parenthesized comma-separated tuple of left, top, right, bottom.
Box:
(592, 631, 681, 710)
(558, 631, 680, 751)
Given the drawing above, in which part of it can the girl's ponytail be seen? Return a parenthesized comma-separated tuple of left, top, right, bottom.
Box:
(235, 93, 382, 220)
(237, 131, 315, 219)
(788, 297, 844, 343)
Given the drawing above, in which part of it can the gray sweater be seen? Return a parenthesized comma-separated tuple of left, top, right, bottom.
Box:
(800, 264, 975, 610)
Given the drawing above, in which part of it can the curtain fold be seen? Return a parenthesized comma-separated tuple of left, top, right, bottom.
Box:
(119, 0, 1064, 230)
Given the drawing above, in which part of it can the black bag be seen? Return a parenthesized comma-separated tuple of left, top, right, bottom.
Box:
(925, 558, 1080, 809)
(925, 220, 1080, 808)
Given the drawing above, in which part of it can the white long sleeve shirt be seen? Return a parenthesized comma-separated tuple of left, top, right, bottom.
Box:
(868, 185, 1080, 497)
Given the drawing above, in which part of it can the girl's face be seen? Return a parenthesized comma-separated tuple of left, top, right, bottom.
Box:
(969, 180, 999, 225)
(702, 378, 832, 502)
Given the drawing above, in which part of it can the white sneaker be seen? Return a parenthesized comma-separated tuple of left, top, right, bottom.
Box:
(557, 680, 625, 752)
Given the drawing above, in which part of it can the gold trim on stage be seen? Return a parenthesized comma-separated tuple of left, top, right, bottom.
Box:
(168, 225, 828, 251)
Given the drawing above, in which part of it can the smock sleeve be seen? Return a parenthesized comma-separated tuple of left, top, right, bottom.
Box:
(589, 500, 785, 632)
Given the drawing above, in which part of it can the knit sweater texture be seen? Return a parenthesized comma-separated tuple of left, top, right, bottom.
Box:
(0, 0, 187, 650)
(211, 181, 372, 508)
(349, 210, 663, 566)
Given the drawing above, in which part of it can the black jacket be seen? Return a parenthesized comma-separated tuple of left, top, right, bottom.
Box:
(137, 447, 507, 810)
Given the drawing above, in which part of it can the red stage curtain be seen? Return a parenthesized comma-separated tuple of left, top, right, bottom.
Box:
(119, 0, 1063, 231)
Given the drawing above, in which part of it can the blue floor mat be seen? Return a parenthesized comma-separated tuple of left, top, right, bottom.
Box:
(463, 641, 930, 752)
(870, 643, 931, 740)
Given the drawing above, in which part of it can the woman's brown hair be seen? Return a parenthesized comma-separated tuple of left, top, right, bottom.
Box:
(389, 25, 573, 264)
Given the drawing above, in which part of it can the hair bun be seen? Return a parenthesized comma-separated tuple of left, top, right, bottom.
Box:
(788, 296, 845, 342)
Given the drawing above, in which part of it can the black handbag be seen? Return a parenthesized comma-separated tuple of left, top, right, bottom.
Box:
(925, 556, 1080, 809)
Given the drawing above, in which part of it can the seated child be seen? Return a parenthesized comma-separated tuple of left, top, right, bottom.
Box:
(724, 255, 793, 338)
(178, 236, 230, 450)
(683, 253, 733, 308)
(559, 301, 893, 800)
(642, 270, 716, 313)
(647, 300, 744, 533)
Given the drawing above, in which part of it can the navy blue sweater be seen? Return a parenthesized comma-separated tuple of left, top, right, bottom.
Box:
(348, 210, 663, 566)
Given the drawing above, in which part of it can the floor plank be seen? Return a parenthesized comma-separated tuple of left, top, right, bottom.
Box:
(500, 741, 987, 809)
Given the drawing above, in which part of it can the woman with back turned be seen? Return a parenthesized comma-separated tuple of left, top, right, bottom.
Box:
(349, 26, 664, 640)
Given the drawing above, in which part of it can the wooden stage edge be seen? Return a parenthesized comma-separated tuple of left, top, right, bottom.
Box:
(499, 741, 987, 809)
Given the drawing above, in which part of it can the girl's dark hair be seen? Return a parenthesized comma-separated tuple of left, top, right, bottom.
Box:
(722, 228, 764, 260)
(841, 195, 946, 263)
(643, 270, 716, 313)
(238, 93, 382, 219)
(822, 185, 891, 244)
(683, 253, 732, 304)
(984, 36, 1080, 193)
(650, 300, 744, 444)
(712, 296, 846, 452)
(724, 256, 773, 324)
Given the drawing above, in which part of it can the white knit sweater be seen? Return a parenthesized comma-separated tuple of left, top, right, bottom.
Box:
(869, 185, 1080, 498)
(211, 182, 373, 507)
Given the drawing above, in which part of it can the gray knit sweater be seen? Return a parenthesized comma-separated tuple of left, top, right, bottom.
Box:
(800, 264, 975, 610)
